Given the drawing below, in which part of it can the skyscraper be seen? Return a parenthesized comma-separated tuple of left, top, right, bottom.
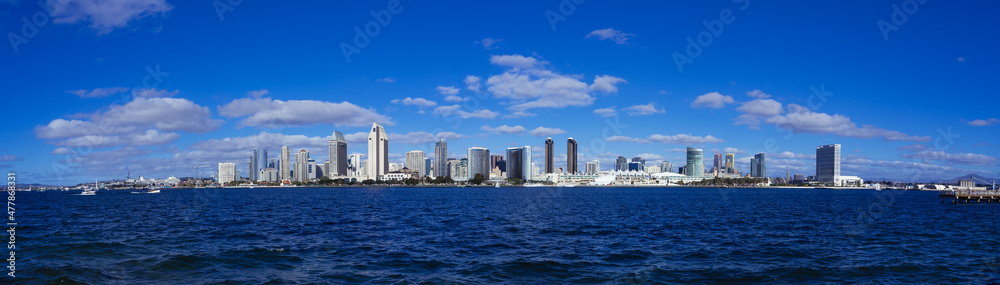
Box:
(631, 156, 645, 172)
(424, 158, 431, 177)
(406, 150, 426, 178)
(714, 153, 723, 172)
(250, 148, 259, 181)
(329, 131, 347, 177)
(816, 144, 841, 184)
(586, 160, 599, 174)
(567, 137, 578, 174)
(260, 149, 268, 176)
(218, 162, 235, 184)
(522, 146, 532, 181)
(506, 147, 523, 180)
(491, 155, 505, 172)
(348, 153, 365, 177)
(544, 137, 554, 174)
(467, 147, 490, 180)
(367, 122, 389, 180)
(725, 153, 735, 173)
(661, 161, 672, 173)
(750, 153, 766, 178)
(686, 147, 704, 177)
(281, 146, 290, 182)
(435, 139, 448, 178)
(616, 156, 628, 171)
(295, 149, 310, 182)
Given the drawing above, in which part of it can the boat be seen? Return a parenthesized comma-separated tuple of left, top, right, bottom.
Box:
(80, 179, 99, 195)
(147, 188, 161, 194)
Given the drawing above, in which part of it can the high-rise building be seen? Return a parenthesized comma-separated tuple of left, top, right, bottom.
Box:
(250, 148, 259, 181)
(308, 159, 319, 180)
(713, 153, 723, 172)
(259, 168, 278, 183)
(268, 158, 277, 169)
(725, 153, 735, 173)
(329, 131, 347, 177)
(661, 161, 672, 173)
(260, 149, 268, 176)
(456, 158, 469, 180)
(367, 122, 389, 180)
(544, 137, 554, 174)
(586, 160, 599, 174)
(435, 139, 448, 178)
(295, 149, 310, 182)
(628, 162, 642, 171)
(506, 147, 523, 180)
(280, 146, 291, 182)
(750, 153, 766, 178)
(630, 156, 645, 172)
(686, 147, 704, 177)
(218, 162, 235, 184)
(348, 153, 365, 177)
(816, 144, 841, 184)
(567, 138, 578, 174)
(616, 156, 628, 171)
(448, 159, 461, 180)
(424, 158, 431, 177)
(490, 155, 506, 176)
(467, 147, 490, 181)
(522, 146, 532, 181)
(406, 150, 426, 178)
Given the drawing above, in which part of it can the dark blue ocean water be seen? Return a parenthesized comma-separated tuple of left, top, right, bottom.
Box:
(9, 187, 1000, 284)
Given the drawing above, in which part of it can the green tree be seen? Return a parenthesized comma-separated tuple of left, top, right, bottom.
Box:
(469, 173, 486, 185)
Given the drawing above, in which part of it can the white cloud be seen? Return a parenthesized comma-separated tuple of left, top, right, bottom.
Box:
(481, 125, 526, 135)
(132, 88, 178, 98)
(590, 75, 627, 93)
(477, 37, 502, 50)
(746, 89, 771, 99)
(390, 97, 437, 108)
(218, 97, 392, 128)
(593, 107, 617, 117)
(902, 150, 999, 166)
(444, 95, 468, 102)
(435, 132, 465, 140)
(585, 28, 634, 44)
(377, 77, 397, 83)
(432, 105, 498, 119)
(465, 75, 482, 92)
(247, 89, 269, 98)
(634, 153, 666, 161)
(623, 102, 664, 116)
(607, 134, 723, 145)
(503, 111, 537, 119)
(528, 126, 567, 137)
(896, 144, 928, 152)
(67, 87, 129, 98)
(389, 132, 437, 145)
(50, 0, 174, 35)
(436, 86, 459, 96)
(723, 147, 746, 154)
(50, 148, 72, 155)
(770, 151, 815, 160)
(967, 118, 999, 127)
(691, 92, 735, 109)
(0, 155, 23, 162)
(485, 54, 625, 111)
(734, 99, 930, 142)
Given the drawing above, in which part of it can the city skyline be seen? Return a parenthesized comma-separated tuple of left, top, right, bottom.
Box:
(3, 1, 999, 185)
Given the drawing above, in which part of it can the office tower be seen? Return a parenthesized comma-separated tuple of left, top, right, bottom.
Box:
(467, 147, 490, 180)
(424, 158, 431, 177)
(250, 148, 259, 181)
(490, 154, 504, 171)
(435, 139, 448, 178)
(816, 144, 841, 184)
(506, 147, 523, 180)
(616, 156, 628, 171)
(260, 149, 268, 176)
(329, 131, 348, 177)
(367, 122, 389, 180)
(631, 156, 645, 172)
(259, 168, 278, 183)
(308, 159, 319, 180)
(586, 160, 599, 175)
(456, 158, 469, 180)
(545, 137, 554, 174)
(567, 138, 578, 174)
(448, 159, 461, 180)
(686, 147, 704, 177)
(714, 153, 723, 172)
(294, 149, 310, 181)
(628, 162, 641, 171)
(348, 153, 365, 177)
(679, 165, 687, 175)
(406, 151, 426, 178)
(281, 146, 291, 182)
(725, 153, 735, 173)
(661, 161, 672, 173)
(522, 146, 532, 181)
(750, 153, 766, 178)
(268, 158, 277, 169)
(323, 161, 330, 178)
(218, 162, 235, 184)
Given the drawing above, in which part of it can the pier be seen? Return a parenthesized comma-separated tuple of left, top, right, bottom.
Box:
(939, 190, 1000, 204)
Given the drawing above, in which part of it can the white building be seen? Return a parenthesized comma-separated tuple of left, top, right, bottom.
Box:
(294, 149, 310, 182)
(280, 146, 291, 182)
(348, 153, 365, 178)
(259, 168, 278, 183)
(816, 144, 841, 184)
(329, 131, 348, 176)
(405, 150, 426, 178)
(367, 122, 389, 180)
(586, 160, 600, 175)
(218, 162, 236, 184)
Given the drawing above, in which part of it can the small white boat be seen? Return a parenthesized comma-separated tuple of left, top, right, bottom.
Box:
(80, 188, 96, 195)
(147, 188, 161, 194)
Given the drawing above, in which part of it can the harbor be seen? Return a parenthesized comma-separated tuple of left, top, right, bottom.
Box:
(938, 190, 1000, 203)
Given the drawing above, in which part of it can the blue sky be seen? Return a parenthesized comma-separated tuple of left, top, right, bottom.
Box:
(2, 0, 998, 185)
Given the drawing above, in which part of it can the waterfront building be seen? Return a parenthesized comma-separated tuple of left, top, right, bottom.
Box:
(467, 147, 490, 180)
(750, 153, 766, 178)
(448, 159, 462, 180)
(329, 131, 347, 176)
(424, 157, 431, 177)
(218, 162, 236, 184)
(250, 148, 259, 181)
(647, 165, 661, 174)
(567, 138, 578, 174)
(545, 138, 554, 174)
(616, 156, 628, 171)
(491, 155, 505, 174)
(586, 160, 599, 175)
(686, 147, 704, 177)
(389, 163, 401, 172)
(506, 147, 523, 181)
(280, 146, 291, 182)
(435, 139, 448, 178)
(367, 122, 389, 180)
(725, 153, 735, 173)
(714, 153, 723, 173)
(631, 156, 645, 172)
(295, 149, 310, 182)
(258, 168, 278, 183)
(406, 150, 426, 178)
(661, 161, 672, 173)
(816, 144, 841, 184)
(348, 153, 365, 177)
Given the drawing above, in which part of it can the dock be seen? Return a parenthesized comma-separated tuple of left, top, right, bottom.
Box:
(939, 190, 1000, 203)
